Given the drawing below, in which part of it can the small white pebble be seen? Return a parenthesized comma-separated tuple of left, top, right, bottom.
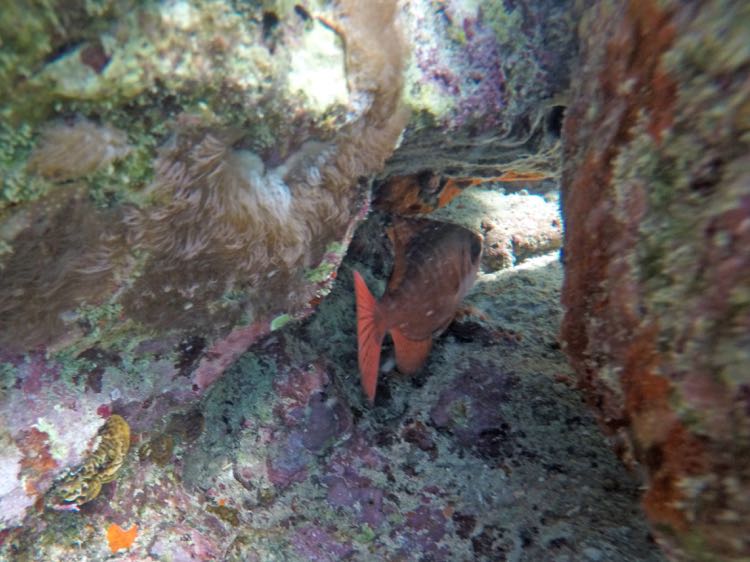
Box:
(583, 547, 603, 561)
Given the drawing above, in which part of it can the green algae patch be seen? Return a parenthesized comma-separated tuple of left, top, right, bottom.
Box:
(74, 302, 123, 339)
(304, 261, 337, 284)
(0, 121, 50, 209)
(271, 314, 292, 332)
(352, 525, 376, 544)
(51, 350, 96, 388)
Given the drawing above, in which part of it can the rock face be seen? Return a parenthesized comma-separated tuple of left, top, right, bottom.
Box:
(0, 0, 407, 530)
(560, 1, 750, 559)
(5, 0, 747, 559)
(0, 204, 666, 561)
(0, 0, 576, 534)
(1, 0, 407, 350)
(374, 0, 577, 214)
(387, 0, 577, 180)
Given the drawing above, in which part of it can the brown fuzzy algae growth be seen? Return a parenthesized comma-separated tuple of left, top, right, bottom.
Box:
(46, 415, 130, 511)
(0, 0, 408, 348)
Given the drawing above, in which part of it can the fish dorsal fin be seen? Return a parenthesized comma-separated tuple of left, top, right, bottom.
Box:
(386, 218, 430, 291)
(391, 328, 433, 375)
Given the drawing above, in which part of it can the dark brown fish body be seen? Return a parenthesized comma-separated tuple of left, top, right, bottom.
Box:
(354, 218, 483, 403)
(380, 219, 483, 340)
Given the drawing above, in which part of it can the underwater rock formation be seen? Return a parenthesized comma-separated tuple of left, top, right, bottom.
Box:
(560, 1, 750, 559)
(7, 1, 743, 560)
(378, 0, 578, 200)
(1, 0, 407, 349)
(0, 0, 577, 535)
(0, 0, 406, 530)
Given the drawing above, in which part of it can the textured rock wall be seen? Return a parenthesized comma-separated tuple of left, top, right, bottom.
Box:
(0, 0, 407, 530)
(371, 0, 578, 215)
(560, 1, 750, 559)
(0, 0, 578, 534)
(388, 0, 577, 180)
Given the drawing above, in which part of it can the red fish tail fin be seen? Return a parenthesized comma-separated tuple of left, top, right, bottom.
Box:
(391, 328, 432, 375)
(353, 270, 385, 404)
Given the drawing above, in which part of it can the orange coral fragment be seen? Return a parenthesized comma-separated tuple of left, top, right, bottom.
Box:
(436, 179, 470, 208)
(492, 170, 550, 182)
(376, 170, 552, 215)
(107, 523, 138, 553)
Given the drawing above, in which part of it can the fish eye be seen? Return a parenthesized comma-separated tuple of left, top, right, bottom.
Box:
(470, 237, 482, 261)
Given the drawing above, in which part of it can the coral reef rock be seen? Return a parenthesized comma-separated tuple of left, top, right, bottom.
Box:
(0, 204, 666, 560)
(0, 0, 406, 530)
(45, 414, 131, 511)
(560, 1, 750, 560)
(2, 0, 746, 560)
(380, 0, 578, 188)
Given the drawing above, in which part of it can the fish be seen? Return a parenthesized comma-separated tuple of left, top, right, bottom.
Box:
(353, 218, 483, 403)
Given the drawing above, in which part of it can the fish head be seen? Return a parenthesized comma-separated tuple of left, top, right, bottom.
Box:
(427, 224, 482, 322)
(456, 226, 482, 300)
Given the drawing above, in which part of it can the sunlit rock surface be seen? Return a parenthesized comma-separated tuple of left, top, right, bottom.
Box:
(373, 0, 576, 215)
(387, 0, 577, 180)
(560, 1, 750, 559)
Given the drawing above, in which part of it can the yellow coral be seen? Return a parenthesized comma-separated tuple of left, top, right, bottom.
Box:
(46, 414, 130, 510)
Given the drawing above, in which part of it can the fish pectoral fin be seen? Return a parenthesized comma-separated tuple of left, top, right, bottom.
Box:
(391, 328, 432, 375)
